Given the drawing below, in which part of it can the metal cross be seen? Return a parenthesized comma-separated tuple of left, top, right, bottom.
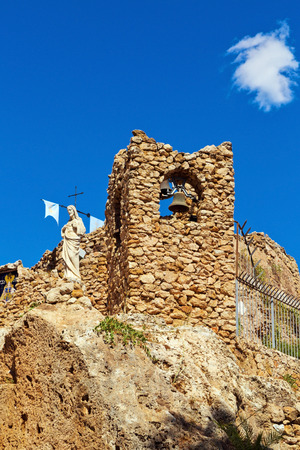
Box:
(68, 186, 84, 208)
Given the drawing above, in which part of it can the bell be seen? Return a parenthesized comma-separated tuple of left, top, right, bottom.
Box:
(160, 179, 172, 198)
(169, 192, 189, 213)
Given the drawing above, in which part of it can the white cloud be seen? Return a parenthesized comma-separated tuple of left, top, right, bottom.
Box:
(227, 22, 299, 111)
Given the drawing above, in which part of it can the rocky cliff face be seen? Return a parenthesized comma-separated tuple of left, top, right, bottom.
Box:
(0, 303, 300, 449)
(238, 232, 300, 297)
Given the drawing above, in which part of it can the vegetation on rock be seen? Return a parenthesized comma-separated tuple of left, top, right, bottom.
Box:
(218, 413, 282, 449)
(94, 316, 153, 359)
(283, 373, 298, 389)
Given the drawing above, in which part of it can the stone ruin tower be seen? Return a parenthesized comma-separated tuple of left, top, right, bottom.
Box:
(105, 130, 236, 343)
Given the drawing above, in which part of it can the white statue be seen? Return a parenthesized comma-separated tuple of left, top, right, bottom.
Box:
(61, 205, 86, 281)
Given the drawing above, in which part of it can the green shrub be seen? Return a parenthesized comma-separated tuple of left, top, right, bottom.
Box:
(254, 264, 266, 283)
(283, 373, 297, 389)
(94, 317, 153, 359)
(19, 301, 40, 317)
(218, 414, 281, 449)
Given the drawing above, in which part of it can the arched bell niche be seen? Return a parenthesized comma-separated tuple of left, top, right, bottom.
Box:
(159, 169, 203, 221)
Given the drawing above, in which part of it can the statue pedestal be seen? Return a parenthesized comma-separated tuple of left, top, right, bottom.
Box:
(44, 279, 92, 309)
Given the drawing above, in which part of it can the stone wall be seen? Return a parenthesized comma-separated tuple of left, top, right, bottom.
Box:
(105, 130, 236, 342)
(0, 227, 108, 327)
(234, 336, 300, 383)
(33, 227, 108, 310)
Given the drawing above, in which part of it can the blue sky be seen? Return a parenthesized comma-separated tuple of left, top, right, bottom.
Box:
(1, 0, 300, 268)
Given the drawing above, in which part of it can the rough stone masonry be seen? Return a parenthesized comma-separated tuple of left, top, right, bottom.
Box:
(105, 130, 235, 342)
(1, 130, 236, 343)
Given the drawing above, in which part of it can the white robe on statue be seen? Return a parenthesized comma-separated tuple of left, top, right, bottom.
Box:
(61, 208, 86, 281)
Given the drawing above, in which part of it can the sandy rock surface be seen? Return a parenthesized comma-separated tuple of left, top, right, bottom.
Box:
(0, 304, 299, 449)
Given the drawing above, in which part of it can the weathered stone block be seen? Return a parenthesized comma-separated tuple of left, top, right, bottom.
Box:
(140, 274, 155, 284)
(284, 407, 298, 422)
(72, 289, 84, 299)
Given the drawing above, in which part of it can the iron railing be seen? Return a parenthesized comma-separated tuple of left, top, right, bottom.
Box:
(235, 221, 300, 358)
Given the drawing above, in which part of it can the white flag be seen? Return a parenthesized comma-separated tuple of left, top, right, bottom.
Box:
(42, 199, 59, 225)
(90, 216, 104, 233)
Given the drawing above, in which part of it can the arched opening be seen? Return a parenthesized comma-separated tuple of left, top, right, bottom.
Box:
(159, 173, 202, 221)
(159, 178, 174, 217)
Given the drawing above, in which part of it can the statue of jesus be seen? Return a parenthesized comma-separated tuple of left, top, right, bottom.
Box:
(61, 205, 86, 281)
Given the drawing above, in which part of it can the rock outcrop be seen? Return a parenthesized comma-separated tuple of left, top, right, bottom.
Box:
(0, 303, 300, 449)
(245, 232, 300, 297)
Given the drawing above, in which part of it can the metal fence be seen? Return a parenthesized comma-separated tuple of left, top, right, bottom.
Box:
(235, 221, 300, 358)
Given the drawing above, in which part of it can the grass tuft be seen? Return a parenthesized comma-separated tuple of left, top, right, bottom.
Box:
(217, 412, 282, 450)
(94, 316, 154, 360)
